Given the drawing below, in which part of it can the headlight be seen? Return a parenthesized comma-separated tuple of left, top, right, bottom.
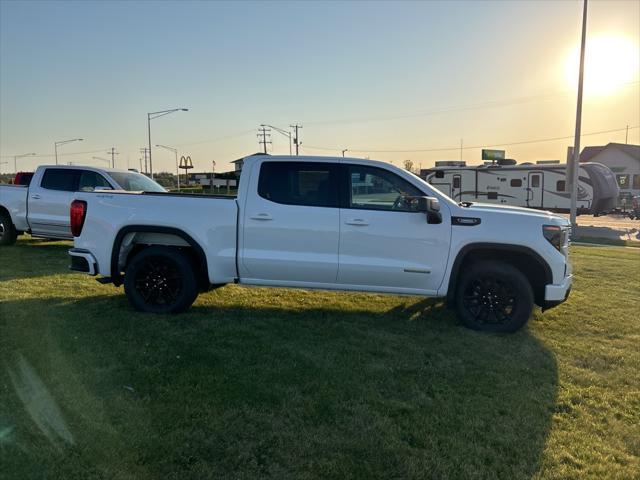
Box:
(543, 225, 564, 251)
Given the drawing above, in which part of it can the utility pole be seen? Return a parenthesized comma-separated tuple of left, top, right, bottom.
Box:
(140, 148, 149, 174)
(108, 147, 119, 168)
(460, 139, 463, 161)
(625, 125, 629, 144)
(290, 124, 302, 155)
(257, 126, 272, 154)
(211, 160, 216, 192)
(569, 0, 588, 231)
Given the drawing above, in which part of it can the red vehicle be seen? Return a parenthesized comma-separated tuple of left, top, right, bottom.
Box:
(13, 171, 34, 186)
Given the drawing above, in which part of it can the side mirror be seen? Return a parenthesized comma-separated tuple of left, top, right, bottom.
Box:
(424, 196, 442, 224)
(404, 196, 442, 224)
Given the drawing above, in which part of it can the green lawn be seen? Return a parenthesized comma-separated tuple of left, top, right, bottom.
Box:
(1, 238, 638, 479)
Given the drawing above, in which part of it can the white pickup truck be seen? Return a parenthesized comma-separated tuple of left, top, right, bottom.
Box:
(67, 155, 572, 332)
(0, 165, 165, 244)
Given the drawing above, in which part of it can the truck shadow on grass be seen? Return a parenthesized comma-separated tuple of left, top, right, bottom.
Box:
(0, 238, 72, 281)
(2, 294, 558, 479)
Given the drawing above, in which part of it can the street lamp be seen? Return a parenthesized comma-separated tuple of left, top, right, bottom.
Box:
(13, 152, 37, 173)
(54, 138, 83, 165)
(342, 149, 348, 157)
(156, 144, 180, 190)
(147, 108, 188, 179)
(261, 124, 292, 155)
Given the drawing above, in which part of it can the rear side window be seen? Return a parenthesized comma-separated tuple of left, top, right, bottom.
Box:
(258, 162, 339, 208)
(487, 191, 498, 200)
(556, 180, 566, 192)
(40, 169, 80, 191)
(510, 179, 522, 187)
(531, 175, 540, 188)
(453, 177, 461, 189)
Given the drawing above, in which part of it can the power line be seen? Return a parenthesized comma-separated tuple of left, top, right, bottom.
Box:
(302, 81, 640, 126)
(173, 129, 256, 147)
(303, 125, 640, 154)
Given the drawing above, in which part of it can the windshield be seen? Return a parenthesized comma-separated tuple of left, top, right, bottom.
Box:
(108, 172, 166, 192)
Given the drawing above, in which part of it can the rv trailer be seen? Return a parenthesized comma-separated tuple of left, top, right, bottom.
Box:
(421, 160, 618, 215)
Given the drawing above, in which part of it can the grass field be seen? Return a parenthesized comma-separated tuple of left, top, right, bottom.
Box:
(1, 238, 638, 479)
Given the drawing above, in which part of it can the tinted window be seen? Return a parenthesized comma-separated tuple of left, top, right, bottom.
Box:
(487, 191, 498, 200)
(510, 179, 522, 187)
(79, 171, 112, 191)
(557, 180, 566, 192)
(40, 169, 80, 191)
(258, 162, 339, 207)
(435, 171, 445, 178)
(531, 175, 540, 188)
(348, 165, 421, 211)
(453, 176, 461, 189)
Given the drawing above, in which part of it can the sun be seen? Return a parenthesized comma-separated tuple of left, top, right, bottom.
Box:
(564, 34, 640, 96)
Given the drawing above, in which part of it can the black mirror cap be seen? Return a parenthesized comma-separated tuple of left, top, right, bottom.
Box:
(425, 196, 443, 224)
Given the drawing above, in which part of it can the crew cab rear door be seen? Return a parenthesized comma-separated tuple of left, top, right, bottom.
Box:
(28, 168, 81, 237)
(337, 164, 451, 295)
(240, 160, 341, 285)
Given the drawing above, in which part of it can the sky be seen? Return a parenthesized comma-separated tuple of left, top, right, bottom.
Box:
(1, 0, 639, 174)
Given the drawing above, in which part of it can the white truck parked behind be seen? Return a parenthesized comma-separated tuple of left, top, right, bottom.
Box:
(0, 165, 165, 245)
(67, 155, 573, 333)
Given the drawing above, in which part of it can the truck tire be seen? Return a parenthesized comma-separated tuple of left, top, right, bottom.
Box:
(124, 246, 199, 314)
(455, 260, 534, 333)
(0, 210, 18, 246)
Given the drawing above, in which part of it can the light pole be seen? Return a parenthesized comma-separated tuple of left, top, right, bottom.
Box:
(211, 160, 216, 192)
(54, 138, 83, 165)
(157, 144, 180, 190)
(13, 152, 36, 173)
(342, 149, 348, 157)
(261, 124, 292, 155)
(147, 108, 188, 179)
(569, 0, 588, 232)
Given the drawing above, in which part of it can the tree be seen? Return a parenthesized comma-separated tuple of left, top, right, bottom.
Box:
(403, 159, 414, 172)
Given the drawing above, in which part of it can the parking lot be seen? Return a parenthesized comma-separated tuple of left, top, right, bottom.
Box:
(1, 238, 638, 479)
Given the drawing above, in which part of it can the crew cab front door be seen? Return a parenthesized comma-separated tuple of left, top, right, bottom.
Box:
(338, 164, 451, 295)
(240, 160, 341, 285)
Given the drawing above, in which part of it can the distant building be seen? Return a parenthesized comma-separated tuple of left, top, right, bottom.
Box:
(578, 143, 640, 206)
(186, 172, 237, 188)
(231, 152, 267, 175)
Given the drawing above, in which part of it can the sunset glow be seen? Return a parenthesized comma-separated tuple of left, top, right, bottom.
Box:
(564, 35, 640, 96)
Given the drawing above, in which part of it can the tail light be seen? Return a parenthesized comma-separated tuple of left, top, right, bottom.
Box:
(70, 200, 87, 237)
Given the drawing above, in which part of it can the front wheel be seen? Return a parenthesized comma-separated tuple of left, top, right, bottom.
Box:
(0, 210, 18, 246)
(124, 246, 199, 314)
(455, 261, 534, 333)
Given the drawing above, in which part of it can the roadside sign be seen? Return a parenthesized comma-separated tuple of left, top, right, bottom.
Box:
(179, 156, 193, 169)
(482, 149, 505, 161)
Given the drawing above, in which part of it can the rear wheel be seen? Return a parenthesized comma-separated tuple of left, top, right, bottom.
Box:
(124, 246, 199, 314)
(0, 210, 18, 246)
(455, 261, 534, 333)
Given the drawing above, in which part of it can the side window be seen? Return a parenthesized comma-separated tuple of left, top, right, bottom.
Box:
(348, 165, 421, 211)
(435, 171, 445, 179)
(510, 179, 522, 187)
(487, 191, 498, 200)
(78, 171, 112, 191)
(556, 180, 566, 192)
(258, 162, 339, 207)
(531, 175, 540, 188)
(453, 176, 461, 189)
(40, 169, 80, 191)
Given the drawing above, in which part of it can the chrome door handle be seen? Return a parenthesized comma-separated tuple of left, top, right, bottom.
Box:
(250, 213, 273, 221)
(345, 219, 369, 226)
(31, 194, 41, 199)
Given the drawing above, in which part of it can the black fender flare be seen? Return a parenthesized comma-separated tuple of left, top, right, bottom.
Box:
(110, 225, 209, 289)
(446, 243, 553, 306)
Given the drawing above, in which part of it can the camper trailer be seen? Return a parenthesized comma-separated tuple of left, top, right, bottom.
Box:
(421, 160, 618, 215)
